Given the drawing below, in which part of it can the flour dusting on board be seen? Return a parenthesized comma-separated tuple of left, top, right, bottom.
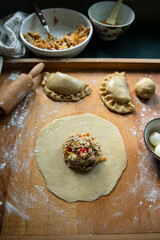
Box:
(0, 163, 6, 169)
(128, 93, 160, 209)
(0, 70, 160, 232)
(0, 89, 67, 222)
(8, 71, 21, 81)
(5, 201, 30, 221)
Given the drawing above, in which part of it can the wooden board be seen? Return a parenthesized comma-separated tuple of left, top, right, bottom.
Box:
(0, 58, 160, 239)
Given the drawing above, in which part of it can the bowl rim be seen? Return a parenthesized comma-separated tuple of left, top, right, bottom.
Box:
(143, 118, 160, 159)
(88, 1, 135, 28)
(20, 7, 93, 53)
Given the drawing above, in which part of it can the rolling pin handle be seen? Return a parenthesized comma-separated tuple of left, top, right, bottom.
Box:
(28, 62, 45, 79)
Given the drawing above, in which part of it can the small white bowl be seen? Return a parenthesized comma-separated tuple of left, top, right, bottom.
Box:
(143, 118, 160, 160)
(88, 1, 135, 41)
(20, 8, 93, 58)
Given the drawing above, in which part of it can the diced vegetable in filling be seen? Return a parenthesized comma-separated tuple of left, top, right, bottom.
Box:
(63, 133, 106, 172)
(23, 25, 90, 50)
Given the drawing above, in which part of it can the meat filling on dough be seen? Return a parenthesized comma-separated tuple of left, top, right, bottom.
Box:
(63, 132, 106, 172)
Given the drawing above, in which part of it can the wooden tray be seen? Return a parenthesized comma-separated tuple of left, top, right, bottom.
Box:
(1, 58, 160, 240)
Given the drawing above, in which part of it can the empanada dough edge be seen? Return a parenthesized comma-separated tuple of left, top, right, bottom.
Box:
(42, 72, 92, 102)
(99, 72, 135, 114)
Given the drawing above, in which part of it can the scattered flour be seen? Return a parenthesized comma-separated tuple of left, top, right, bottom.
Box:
(134, 216, 138, 221)
(129, 126, 137, 135)
(35, 185, 50, 203)
(127, 93, 160, 213)
(8, 71, 21, 81)
(53, 110, 58, 114)
(0, 162, 6, 169)
(91, 79, 98, 85)
(5, 201, 30, 221)
(145, 189, 159, 203)
(0, 71, 160, 231)
(114, 212, 122, 217)
(0, 89, 69, 224)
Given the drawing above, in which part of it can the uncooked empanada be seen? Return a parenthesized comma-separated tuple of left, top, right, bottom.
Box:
(42, 72, 92, 102)
(99, 72, 134, 114)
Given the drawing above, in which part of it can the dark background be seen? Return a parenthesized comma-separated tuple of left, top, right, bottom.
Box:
(1, 0, 160, 58)
(1, 0, 160, 25)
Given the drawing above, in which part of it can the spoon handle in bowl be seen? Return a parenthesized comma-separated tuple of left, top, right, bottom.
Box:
(106, 0, 123, 25)
(31, 0, 50, 33)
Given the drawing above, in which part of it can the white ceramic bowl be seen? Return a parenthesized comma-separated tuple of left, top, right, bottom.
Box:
(20, 8, 93, 58)
(143, 118, 160, 160)
(88, 1, 135, 41)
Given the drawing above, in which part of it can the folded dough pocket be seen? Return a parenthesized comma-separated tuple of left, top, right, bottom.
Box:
(42, 71, 92, 102)
(99, 72, 134, 114)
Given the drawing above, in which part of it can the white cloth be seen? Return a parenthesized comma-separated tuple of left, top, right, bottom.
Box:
(0, 11, 28, 58)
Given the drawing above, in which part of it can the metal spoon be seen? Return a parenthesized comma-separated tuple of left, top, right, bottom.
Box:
(106, 0, 123, 25)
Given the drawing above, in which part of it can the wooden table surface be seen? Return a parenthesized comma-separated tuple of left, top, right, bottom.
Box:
(0, 58, 160, 239)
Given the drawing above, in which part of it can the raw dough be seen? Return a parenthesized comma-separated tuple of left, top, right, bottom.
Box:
(35, 113, 127, 202)
(99, 72, 134, 114)
(42, 71, 92, 101)
(134, 77, 156, 99)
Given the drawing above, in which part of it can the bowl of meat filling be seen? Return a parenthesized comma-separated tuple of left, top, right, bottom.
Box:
(20, 8, 93, 57)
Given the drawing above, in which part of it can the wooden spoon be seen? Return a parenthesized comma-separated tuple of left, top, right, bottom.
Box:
(106, 0, 123, 25)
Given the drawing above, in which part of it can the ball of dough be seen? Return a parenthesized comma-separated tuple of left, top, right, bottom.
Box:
(149, 132, 160, 146)
(155, 144, 160, 157)
(134, 78, 156, 99)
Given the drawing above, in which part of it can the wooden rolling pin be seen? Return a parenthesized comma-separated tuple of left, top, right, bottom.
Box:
(0, 62, 45, 115)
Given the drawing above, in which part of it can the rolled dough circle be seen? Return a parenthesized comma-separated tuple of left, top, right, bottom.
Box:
(35, 113, 127, 202)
